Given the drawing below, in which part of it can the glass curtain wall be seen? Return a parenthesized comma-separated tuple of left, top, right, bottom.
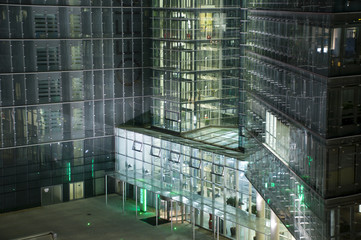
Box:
(151, 0, 240, 133)
(0, 0, 151, 212)
(243, 1, 361, 239)
(114, 127, 296, 240)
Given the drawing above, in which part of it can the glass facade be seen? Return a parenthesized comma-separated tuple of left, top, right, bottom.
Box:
(114, 127, 295, 240)
(243, 1, 361, 239)
(247, 0, 361, 12)
(0, 1, 151, 212)
(1, 1, 361, 240)
(151, 1, 240, 132)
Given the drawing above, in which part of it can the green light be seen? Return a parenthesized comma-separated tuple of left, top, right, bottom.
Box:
(307, 156, 313, 167)
(297, 185, 305, 205)
(87, 223, 91, 226)
(271, 182, 275, 187)
(174, 227, 177, 230)
(265, 183, 268, 188)
(140, 188, 147, 212)
(267, 199, 270, 204)
(91, 159, 94, 178)
(67, 162, 71, 181)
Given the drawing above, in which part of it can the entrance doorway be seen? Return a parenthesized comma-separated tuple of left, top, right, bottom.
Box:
(69, 181, 84, 200)
(159, 196, 170, 220)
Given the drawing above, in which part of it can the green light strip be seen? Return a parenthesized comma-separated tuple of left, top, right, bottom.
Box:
(140, 188, 147, 212)
(67, 162, 71, 181)
(91, 159, 94, 178)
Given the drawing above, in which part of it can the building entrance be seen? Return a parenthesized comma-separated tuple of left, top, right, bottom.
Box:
(69, 181, 84, 200)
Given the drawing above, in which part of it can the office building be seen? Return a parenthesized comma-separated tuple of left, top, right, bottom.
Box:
(243, 0, 361, 239)
(0, 0, 151, 210)
(1, 0, 361, 240)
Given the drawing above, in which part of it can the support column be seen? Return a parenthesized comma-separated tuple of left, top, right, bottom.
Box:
(248, 182, 252, 239)
(156, 194, 158, 226)
(122, 181, 125, 213)
(217, 216, 220, 240)
(105, 175, 108, 205)
(236, 163, 240, 240)
(271, 211, 280, 240)
(236, 224, 240, 240)
(171, 200, 173, 231)
(175, 202, 178, 223)
(192, 208, 195, 240)
(256, 193, 266, 240)
(182, 203, 184, 223)
(213, 215, 216, 239)
(135, 186, 138, 217)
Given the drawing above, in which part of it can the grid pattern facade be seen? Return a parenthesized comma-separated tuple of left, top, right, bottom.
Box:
(114, 127, 296, 240)
(243, 1, 361, 239)
(0, 1, 151, 212)
(151, 1, 240, 133)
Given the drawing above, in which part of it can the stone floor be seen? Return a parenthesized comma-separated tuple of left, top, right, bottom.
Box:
(0, 194, 228, 240)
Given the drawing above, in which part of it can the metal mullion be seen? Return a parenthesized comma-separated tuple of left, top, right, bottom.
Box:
(0, 107, 3, 148)
(7, 7, 14, 74)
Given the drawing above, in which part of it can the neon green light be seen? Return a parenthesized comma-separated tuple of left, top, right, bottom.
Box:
(271, 182, 275, 187)
(297, 185, 305, 205)
(265, 183, 268, 188)
(140, 188, 147, 212)
(67, 162, 71, 181)
(307, 156, 313, 166)
(267, 199, 270, 204)
(87, 222, 91, 226)
(91, 159, 94, 178)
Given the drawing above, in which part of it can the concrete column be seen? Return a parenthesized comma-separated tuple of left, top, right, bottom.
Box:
(271, 211, 280, 240)
(256, 193, 266, 240)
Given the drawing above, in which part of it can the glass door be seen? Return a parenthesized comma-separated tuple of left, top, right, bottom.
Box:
(69, 181, 84, 200)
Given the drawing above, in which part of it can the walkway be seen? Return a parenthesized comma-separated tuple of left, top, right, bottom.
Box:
(0, 194, 227, 240)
